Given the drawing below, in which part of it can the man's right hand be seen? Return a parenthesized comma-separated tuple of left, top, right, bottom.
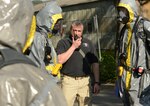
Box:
(72, 36, 82, 49)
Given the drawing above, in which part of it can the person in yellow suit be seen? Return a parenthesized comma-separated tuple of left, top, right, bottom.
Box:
(23, 1, 63, 81)
(116, 0, 150, 105)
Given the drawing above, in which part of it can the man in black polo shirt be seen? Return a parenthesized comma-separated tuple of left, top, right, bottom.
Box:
(56, 20, 100, 106)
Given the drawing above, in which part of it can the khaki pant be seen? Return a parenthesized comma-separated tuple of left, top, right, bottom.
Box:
(61, 75, 91, 106)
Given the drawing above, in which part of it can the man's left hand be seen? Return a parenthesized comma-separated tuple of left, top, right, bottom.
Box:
(93, 83, 100, 94)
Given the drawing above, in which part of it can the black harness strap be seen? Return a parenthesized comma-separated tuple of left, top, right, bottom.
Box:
(0, 49, 37, 68)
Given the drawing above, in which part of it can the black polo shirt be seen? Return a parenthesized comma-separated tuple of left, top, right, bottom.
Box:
(56, 37, 99, 77)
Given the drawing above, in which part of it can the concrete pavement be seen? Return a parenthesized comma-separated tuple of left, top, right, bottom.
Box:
(74, 83, 123, 106)
(91, 83, 123, 106)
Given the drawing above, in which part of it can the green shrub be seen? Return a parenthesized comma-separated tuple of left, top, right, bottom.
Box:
(99, 50, 117, 83)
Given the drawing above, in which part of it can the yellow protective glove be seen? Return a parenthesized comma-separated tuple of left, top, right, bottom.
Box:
(46, 64, 62, 79)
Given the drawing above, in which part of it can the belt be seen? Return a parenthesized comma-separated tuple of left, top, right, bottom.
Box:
(74, 76, 87, 80)
(63, 74, 88, 80)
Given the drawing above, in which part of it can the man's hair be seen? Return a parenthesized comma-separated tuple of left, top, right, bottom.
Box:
(70, 20, 84, 30)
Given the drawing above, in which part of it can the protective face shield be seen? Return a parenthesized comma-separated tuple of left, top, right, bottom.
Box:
(117, 7, 130, 24)
(118, 0, 142, 23)
(36, 1, 63, 38)
(52, 19, 63, 35)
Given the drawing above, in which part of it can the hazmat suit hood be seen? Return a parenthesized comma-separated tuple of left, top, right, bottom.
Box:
(0, 0, 34, 52)
(36, 0, 63, 36)
(118, 0, 141, 23)
(0, 0, 67, 106)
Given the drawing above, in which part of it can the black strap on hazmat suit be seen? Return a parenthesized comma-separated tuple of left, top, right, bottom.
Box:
(0, 49, 37, 68)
